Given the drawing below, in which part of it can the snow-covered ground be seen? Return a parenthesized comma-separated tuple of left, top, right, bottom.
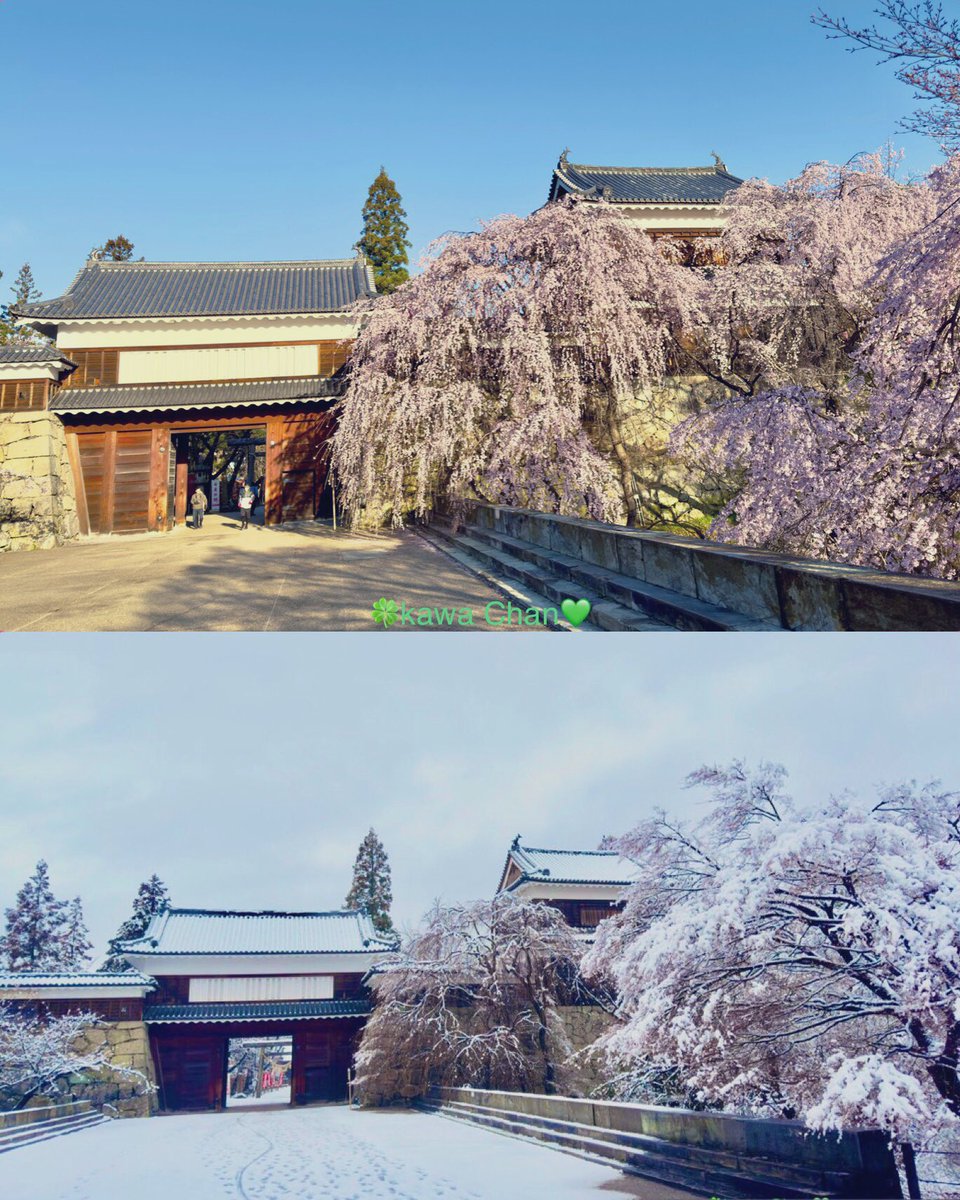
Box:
(227, 1085, 292, 1108)
(0, 1105, 671, 1200)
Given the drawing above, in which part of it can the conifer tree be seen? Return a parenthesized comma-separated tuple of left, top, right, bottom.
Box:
(0, 263, 41, 343)
(101, 875, 169, 971)
(10, 263, 40, 308)
(344, 829, 393, 933)
(91, 235, 137, 262)
(60, 898, 92, 969)
(358, 169, 411, 294)
(0, 861, 74, 971)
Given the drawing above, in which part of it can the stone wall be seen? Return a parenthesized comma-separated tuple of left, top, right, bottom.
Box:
(557, 1005, 617, 1095)
(68, 1020, 157, 1118)
(462, 502, 960, 631)
(0, 412, 79, 553)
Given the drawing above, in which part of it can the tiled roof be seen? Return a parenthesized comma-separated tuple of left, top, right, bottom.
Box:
(144, 1000, 370, 1023)
(0, 970, 155, 989)
(550, 156, 743, 205)
(49, 376, 342, 415)
(120, 907, 394, 956)
(501, 842, 640, 889)
(15, 259, 377, 321)
(0, 344, 75, 365)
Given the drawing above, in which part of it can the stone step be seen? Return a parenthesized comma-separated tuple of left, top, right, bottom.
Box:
(418, 526, 675, 632)
(0, 1110, 107, 1154)
(424, 1101, 851, 1199)
(458, 523, 781, 633)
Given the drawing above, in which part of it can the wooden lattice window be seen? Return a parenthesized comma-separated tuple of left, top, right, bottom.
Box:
(317, 340, 352, 377)
(62, 349, 119, 388)
(579, 905, 615, 929)
(0, 379, 46, 409)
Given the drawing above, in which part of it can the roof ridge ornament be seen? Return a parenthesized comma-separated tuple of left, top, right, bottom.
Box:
(558, 147, 570, 168)
(711, 150, 728, 172)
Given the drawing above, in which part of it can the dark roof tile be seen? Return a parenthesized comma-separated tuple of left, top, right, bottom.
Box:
(50, 376, 342, 415)
(16, 259, 377, 321)
(550, 159, 743, 205)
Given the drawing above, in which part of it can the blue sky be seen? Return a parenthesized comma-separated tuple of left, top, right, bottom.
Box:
(0, 635, 956, 959)
(0, 0, 943, 298)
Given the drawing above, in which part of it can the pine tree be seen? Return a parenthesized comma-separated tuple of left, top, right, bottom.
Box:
(101, 875, 169, 971)
(358, 169, 411, 294)
(1, 861, 71, 971)
(92, 235, 137, 262)
(344, 829, 393, 933)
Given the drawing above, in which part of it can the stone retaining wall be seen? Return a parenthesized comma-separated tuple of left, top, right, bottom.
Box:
(462, 502, 960, 631)
(0, 412, 79, 553)
(66, 1021, 157, 1117)
(432, 1086, 902, 1198)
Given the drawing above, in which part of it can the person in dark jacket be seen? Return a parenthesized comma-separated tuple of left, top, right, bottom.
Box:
(191, 487, 208, 529)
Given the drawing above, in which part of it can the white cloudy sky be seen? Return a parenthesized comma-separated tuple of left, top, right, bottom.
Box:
(0, 635, 957, 961)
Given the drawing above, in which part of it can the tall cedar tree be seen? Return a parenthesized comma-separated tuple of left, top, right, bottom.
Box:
(1, 861, 91, 971)
(101, 875, 169, 971)
(11, 263, 40, 307)
(358, 169, 410, 294)
(0, 263, 42, 343)
(344, 829, 394, 933)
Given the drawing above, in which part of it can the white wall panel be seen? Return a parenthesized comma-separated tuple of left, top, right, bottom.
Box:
(118, 344, 318, 385)
(188, 975, 335, 1002)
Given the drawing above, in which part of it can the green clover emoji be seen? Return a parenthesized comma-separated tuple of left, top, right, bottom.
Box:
(372, 597, 400, 628)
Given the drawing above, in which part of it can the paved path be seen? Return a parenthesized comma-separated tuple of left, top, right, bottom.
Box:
(0, 516, 555, 632)
(0, 1106, 700, 1200)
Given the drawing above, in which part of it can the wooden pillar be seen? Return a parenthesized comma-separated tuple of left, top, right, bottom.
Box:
(64, 429, 90, 536)
(174, 437, 189, 526)
(102, 430, 117, 534)
(149, 426, 170, 531)
(264, 415, 284, 526)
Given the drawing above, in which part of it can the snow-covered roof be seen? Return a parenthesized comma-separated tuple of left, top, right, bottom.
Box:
(498, 841, 640, 892)
(0, 970, 154, 989)
(118, 907, 394, 956)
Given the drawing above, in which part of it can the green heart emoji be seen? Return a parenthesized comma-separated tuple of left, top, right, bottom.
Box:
(561, 598, 591, 628)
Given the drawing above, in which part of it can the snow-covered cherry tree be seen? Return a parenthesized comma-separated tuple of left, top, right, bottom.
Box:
(0, 1006, 154, 1111)
(355, 894, 581, 1104)
(584, 761, 960, 1141)
(332, 197, 698, 528)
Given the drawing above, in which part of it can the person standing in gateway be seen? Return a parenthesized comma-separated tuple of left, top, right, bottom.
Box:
(191, 487, 208, 530)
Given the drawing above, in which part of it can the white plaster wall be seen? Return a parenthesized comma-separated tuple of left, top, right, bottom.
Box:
(0, 363, 61, 382)
(56, 314, 359, 350)
(617, 203, 729, 231)
(118, 343, 320, 384)
(189, 975, 334, 1002)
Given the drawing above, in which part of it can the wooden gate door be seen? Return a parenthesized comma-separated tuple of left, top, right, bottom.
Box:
(72, 429, 156, 534)
(155, 1035, 226, 1111)
(76, 433, 109, 534)
(292, 1028, 349, 1103)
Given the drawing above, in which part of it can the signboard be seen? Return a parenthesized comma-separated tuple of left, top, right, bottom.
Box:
(210, 479, 221, 513)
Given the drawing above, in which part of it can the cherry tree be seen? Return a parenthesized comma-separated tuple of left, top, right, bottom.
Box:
(672, 154, 960, 578)
(583, 761, 960, 1141)
(332, 198, 697, 528)
(815, 2, 960, 150)
(355, 894, 581, 1104)
(0, 1006, 154, 1111)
